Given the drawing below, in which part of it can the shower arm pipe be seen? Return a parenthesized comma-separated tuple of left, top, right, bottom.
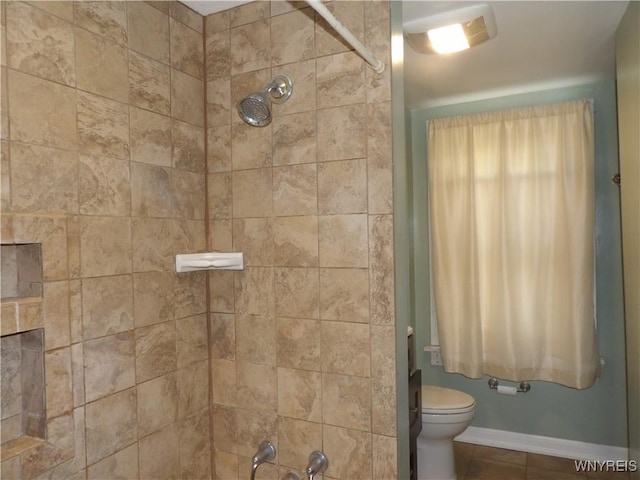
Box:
(305, 0, 385, 74)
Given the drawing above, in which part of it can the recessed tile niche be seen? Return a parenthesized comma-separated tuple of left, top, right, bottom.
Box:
(1, 243, 46, 460)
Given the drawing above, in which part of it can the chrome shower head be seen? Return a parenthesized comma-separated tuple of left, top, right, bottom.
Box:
(237, 74, 293, 127)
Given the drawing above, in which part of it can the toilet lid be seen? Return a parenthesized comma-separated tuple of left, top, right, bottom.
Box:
(422, 385, 475, 414)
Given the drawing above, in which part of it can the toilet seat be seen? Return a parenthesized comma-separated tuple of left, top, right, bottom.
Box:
(421, 385, 475, 415)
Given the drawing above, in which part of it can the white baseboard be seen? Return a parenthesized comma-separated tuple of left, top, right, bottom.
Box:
(455, 426, 628, 462)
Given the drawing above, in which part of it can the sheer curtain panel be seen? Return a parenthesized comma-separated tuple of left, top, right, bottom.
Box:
(428, 99, 600, 389)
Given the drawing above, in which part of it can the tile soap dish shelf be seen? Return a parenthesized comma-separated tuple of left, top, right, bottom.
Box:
(175, 252, 244, 273)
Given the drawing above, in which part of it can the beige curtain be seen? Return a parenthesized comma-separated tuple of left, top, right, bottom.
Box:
(428, 100, 600, 389)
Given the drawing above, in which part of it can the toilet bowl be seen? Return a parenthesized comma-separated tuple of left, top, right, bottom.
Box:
(417, 385, 476, 480)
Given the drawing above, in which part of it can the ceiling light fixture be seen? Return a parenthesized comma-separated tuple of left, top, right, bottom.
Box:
(404, 3, 497, 55)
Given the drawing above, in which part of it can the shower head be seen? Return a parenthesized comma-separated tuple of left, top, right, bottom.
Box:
(237, 74, 293, 127)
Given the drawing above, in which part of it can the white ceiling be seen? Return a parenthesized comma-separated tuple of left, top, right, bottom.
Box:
(182, 0, 629, 110)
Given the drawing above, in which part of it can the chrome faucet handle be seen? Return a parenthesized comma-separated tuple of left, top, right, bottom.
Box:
(251, 441, 276, 480)
(305, 451, 328, 480)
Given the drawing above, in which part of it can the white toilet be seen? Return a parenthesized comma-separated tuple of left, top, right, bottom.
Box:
(417, 385, 476, 480)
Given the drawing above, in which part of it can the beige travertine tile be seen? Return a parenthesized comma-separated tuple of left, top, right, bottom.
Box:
(235, 409, 278, 458)
(172, 119, 205, 173)
(209, 313, 235, 360)
(79, 154, 130, 216)
(137, 373, 177, 438)
(127, 1, 170, 64)
(1, 140, 9, 210)
(25, 1, 74, 22)
(206, 29, 230, 80)
(321, 320, 370, 377)
(208, 172, 232, 219)
(80, 216, 132, 277)
(230, 2, 269, 27)
(84, 332, 135, 402)
(211, 359, 237, 406)
(0, 67, 7, 141)
(315, 1, 364, 57)
(13, 215, 68, 281)
(133, 271, 176, 327)
(372, 375, 396, 436)
(318, 158, 367, 214)
(316, 51, 366, 109)
(178, 409, 211, 479)
(231, 121, 272, 170)
(130, 106, 171, 166)
(214, 450, 239, 480)
(170, 1, 203, 33)
(212, 405, 238, 454)
(373, 434, 397, 480)
(318, 214, 368, 268)
(177, 314, 208, 367)
(367, 102, 393, 214)
(129, 51, 171, 115)
(209, 269, 235, 313)
(85, 388, 137, 465)
(42, 281, 70, 349)
(177, 359, 209, 417)
(131, 218, 174, 271)
(8, 70, 76, 150)
(174, 271, 207, 319)
(319, 268, 369, 323)
(171, 68, 204, 127)
(270, 8, 314, 66)
(131, 163, 172, 218)
(277, 417, 322, 469)
(317, 103, 366, 162)
(466, 458, 526, 479)
(173, 218, 206, 256)
(272, 112, 317, 167)
(369, 214, 394, 325)
(527, 453, 580, 473)
(236, 362, 277, 414)
(236, 314, 275, 365)
(274, 267, 319, 319)
(277, 367, 321, 422)
(135, 320, 177, 383)
(273, 164, 317, 216)
(230, 19, 271, 75)
(41, 359, 73, 426)
(232, 168, 273, 218)
(276, 317, 321, 371)
(74, 1, 127, 46)
(81, 275, 133, 340)
(232, 218, 273, 266)
(322, 372, 371, 431)
(67, 217, 81, 280)
(172, 169, 205, 220)
(170, 17, 203, 79)
(1, 335, 22, 418)
(71, 342, 84, 408)
(230, 67, 270, 106)
(207, 125, 231, 172)
(10, 142, 78, 214)
(139, 424, 180, 480)
(21, 414, 75, 478)
(76, 29, 128, 103)
(77, 91, 129, 160)
(206, 78, 231, 127)
(273, 216, 318, 267)
(322, 424, 372, 480)
(6, 2, 75, 86)
(206, 8, 230, 33)
(270, 1, 308, 16)
(86, 444, 138, 480)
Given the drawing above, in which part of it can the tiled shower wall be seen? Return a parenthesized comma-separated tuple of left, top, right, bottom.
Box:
(1, 2, 210, 478)
(205, 2, 397, 479)
(1, 1, 396, 479)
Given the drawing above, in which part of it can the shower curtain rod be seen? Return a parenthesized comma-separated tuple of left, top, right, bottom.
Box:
(306, 0, 386, 74)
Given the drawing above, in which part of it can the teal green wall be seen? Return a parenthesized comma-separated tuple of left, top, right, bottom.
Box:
(409, 81, 628, 447)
